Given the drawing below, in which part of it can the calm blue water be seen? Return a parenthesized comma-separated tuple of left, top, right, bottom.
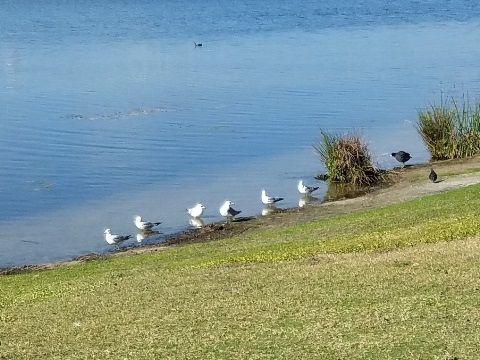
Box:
(2, 0, 480, 267)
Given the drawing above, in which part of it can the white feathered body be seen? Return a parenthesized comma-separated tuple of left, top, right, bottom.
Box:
(297, 180, 319, 195)
(104, 229, 131, 245)
(134, 216, 161, 230)
(187, 203, 205, 218)
(261, 189, 284, 205)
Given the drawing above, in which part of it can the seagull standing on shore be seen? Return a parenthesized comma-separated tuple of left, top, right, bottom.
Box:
(391, 151, 411, 167)
(134, 216, 162, 231)
(219, 200, 241, 220)
(104, 229, 132, 248)
(261, 189, 284, 205)
(187, 203, 206, 218)
(297, 180, 320, 195)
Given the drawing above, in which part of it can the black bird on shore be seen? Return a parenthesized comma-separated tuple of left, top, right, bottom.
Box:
(429, 168, 438, 183)
(391, 151, 411, 167)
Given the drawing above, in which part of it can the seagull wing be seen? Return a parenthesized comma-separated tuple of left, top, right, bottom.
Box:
(228, 207, 241, 217)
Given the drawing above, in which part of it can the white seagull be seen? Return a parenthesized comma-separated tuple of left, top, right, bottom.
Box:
(104, 229, 132, 248)
(219, 200, 241, 220)
(261, 189, 284, 205)
(297, 179, 320, 195)
(187, 203, 206, 218)
(134, 216, 162, 231)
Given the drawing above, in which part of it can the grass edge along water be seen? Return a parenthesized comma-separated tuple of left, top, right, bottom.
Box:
(2, 181, 480, 360)
(2, 180, 480, 292)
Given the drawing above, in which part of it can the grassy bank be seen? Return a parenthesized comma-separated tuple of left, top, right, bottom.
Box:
(1, 183, 480, 359)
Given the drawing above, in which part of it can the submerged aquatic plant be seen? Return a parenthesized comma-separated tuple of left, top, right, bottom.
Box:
(313, 131, 381, 185)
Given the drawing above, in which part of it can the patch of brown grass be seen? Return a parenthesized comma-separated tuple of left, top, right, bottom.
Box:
(314, 131, 383, 185)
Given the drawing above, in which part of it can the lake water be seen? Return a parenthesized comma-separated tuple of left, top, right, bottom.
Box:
(2, 0, 480, 267)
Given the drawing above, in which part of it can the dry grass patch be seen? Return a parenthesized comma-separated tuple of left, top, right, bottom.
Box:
(314, 131, 383, 185)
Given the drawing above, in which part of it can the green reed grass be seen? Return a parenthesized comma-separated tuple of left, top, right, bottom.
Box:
(313, 131, 381, 185)
(416, 94, 480, 159)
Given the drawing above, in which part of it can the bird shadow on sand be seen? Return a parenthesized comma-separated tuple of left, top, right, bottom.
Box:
(432, 179, 444, 184)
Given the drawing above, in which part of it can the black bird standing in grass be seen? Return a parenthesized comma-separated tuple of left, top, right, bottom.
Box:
(391, 151, 411, 167)
(429, 168, 438, 183)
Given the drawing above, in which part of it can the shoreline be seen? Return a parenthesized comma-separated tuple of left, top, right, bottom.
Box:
(3, 157, 480, 275)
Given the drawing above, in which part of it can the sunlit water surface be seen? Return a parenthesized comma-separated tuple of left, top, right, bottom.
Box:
(2, 0, 480, 267)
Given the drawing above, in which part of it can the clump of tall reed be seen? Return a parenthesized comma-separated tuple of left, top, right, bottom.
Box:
(313, 131, 382, 185)
(416, 94, 480, 160)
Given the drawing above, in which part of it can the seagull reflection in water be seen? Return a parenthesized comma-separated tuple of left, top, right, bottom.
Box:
(299, 195, 318, 208)
(136, 230, 161, 243)
(189, 217, 205, 228)
(262, 205, 281, 216)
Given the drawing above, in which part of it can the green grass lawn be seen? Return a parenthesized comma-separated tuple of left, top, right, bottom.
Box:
(2, 184, 480, 359)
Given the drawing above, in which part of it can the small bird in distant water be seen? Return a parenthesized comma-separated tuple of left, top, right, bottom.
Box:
(297, 179, 320, 195)
(261, 189, 284, 205)
(104, 229, 132, 249)
(429, 168, 438, 183)
(219, 200, 241, 220)
(134, 216, 162, 231)
(391, 151, 411, 167)
(194, 42, 202, 47)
